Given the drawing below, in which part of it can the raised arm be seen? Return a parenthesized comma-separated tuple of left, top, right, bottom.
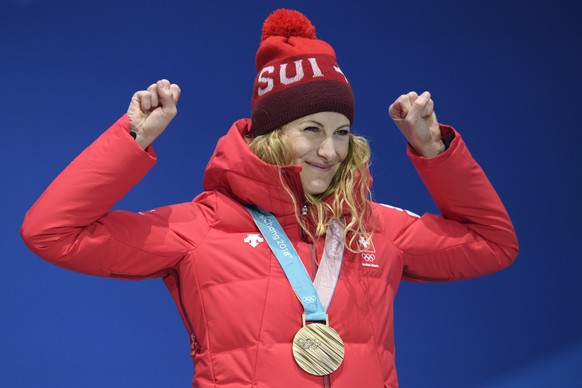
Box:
(387, 91, 518, 281)
(20, 81, 198, 278)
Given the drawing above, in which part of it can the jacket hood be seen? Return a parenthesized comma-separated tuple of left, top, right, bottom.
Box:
(203, 118, 304, 217)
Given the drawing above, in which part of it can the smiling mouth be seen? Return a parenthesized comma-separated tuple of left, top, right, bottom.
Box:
(306, 162, 332, 171)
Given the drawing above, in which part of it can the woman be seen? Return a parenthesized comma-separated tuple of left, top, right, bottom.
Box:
(21, 9, 518, 388)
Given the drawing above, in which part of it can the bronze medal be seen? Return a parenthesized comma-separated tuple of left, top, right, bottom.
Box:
(292, 323, 345, 376)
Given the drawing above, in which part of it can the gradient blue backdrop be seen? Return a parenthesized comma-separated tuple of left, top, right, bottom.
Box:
(2, 0, 581, 387)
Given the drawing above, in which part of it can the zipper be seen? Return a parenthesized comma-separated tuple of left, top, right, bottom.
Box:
(300, 203, 310, 242)
(302, 203, 321, 279)
(111, 269, 202, 353)
(282, 169, 307, 242)
(190, 333, 202, 354)
(166, 268, 202, 354)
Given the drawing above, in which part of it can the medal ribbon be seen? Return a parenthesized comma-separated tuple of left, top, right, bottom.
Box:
(246, 206, 343, 322)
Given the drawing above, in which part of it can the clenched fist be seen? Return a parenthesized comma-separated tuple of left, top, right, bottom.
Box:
(127, 79, 181, 149)
(389, 91, 445, 158)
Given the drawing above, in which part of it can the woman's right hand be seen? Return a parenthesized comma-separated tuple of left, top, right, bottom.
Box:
(127, 79, 181, 149)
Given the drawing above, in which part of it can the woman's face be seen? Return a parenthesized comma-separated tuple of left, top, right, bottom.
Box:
(282, 112, 350, 195)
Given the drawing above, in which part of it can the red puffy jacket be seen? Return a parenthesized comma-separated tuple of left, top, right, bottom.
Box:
(21, 115, 518, 387)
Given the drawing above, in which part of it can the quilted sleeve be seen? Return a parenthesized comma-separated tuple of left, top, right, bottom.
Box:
(395, 125, 519, 281)
(20, 115, 207, 278)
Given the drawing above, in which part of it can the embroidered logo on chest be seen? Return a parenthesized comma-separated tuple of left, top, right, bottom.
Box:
(244, 233, 264, 248)
(357, 235, 379, 269)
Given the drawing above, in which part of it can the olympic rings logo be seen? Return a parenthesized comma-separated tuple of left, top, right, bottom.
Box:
(301, 295, 317, 304)
(298, 338, 321, 350)
(361, 253, 376, 262)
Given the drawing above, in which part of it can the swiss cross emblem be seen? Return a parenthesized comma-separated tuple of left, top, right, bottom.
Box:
(357, 235, 376, 252)
(359, 236, 370, 249)
(244, 234, 264, 248)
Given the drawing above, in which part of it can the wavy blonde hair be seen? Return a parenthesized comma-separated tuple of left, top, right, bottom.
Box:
(248, 127, 374, 252)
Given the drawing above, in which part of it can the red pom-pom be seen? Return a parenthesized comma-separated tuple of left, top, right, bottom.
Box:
(261, 9, 316, 41)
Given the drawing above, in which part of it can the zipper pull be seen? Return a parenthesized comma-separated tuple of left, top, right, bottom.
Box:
(191, 333, 202, 353)
(300, 204, 309, 242)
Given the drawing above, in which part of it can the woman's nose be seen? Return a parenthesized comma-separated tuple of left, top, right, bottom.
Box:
(317, 137, 336, 160)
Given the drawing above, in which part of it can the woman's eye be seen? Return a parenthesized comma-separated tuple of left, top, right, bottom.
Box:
(304, 126, 319, 133)
(336, 129, 350, 136)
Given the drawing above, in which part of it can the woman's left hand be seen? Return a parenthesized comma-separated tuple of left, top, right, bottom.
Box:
(388, 91, 445, 158)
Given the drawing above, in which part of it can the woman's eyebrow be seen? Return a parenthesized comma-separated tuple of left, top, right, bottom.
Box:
(300, 120, 350, 130)
(300, 120, 323, 126)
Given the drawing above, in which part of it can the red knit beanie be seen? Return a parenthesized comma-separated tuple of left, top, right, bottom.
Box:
(250, 9, 355, 137)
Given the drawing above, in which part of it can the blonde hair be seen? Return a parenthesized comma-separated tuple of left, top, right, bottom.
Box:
(248, 127, 374, 252)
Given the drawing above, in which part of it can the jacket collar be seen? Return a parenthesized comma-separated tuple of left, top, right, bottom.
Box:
(203, 119, 304, 217)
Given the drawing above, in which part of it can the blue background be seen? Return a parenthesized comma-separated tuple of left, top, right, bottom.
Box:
(2, 0, 581, 386)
